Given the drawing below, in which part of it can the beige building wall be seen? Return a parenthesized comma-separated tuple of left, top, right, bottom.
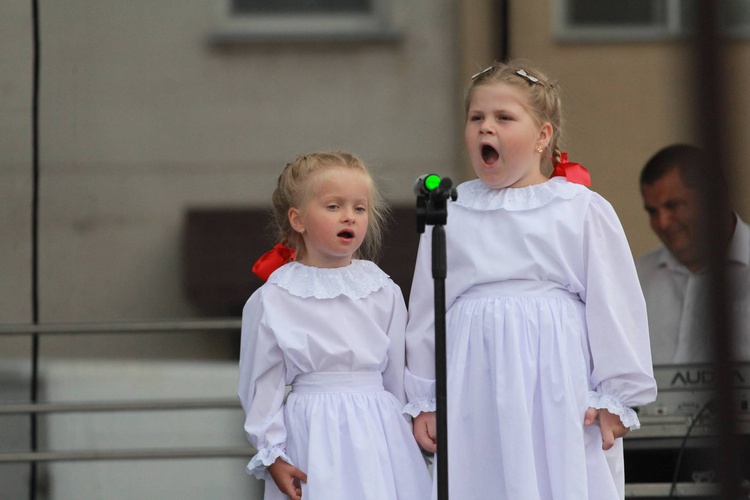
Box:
(0, 2, 35, 359)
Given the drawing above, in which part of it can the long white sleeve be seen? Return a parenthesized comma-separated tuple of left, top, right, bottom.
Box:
(581, 196, 657, 428)
(237, 289, 293, 478)
(381, 284, 409, 407)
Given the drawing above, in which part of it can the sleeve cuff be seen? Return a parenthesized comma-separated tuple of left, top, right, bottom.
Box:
(588, 391, 641, 431)
(402, 398, 437, 417)
(246, 446, 293, 480)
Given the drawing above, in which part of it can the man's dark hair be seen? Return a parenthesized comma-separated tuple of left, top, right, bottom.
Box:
(639, 144, 706, 189)
(639, 143, 730, 200)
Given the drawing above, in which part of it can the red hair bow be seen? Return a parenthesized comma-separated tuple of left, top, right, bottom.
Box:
(252, 243, 296, 282)
(550, 152, 591, 187)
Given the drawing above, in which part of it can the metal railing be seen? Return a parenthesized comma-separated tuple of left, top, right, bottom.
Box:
(4, 322, 747, 498)
(0, 318, 241, 336)
(0, 319, 254, 464)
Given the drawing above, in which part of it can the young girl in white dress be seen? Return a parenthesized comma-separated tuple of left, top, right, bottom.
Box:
(238, 151, 431, 500)
(403, 61, 658, 499)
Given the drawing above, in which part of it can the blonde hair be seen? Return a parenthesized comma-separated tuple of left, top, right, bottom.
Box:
(465, 59, 563, 173)
(271, 151, 389, 262)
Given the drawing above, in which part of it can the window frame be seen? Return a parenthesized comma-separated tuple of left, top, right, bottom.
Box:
(210, 0, 401, 44)
(554, 0, 750, 43)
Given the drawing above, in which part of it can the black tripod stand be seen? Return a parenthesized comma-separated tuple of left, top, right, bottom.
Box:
(415, 174, 457, 500)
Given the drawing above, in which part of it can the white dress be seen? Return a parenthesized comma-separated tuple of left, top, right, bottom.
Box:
(404, 178, 657, 500)
(238, 259, 431, 500)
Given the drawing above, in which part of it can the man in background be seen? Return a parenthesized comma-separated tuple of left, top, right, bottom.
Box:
(636, 144, 750, 364)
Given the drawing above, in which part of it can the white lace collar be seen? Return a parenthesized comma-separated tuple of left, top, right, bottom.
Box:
(454, 177, 587, 212)
(267, 260, 390, 300)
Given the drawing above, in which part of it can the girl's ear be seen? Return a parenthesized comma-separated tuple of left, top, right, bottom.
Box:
(288, 207, 303, 233)
(537, 122, 553, 150)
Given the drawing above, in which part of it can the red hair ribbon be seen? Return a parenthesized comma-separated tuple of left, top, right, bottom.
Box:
(252, 243, 296, 282)
(550, 152, 591, 187)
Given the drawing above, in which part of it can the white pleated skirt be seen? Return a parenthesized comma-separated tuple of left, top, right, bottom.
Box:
(435, 282, 623, 500)
(263, 372, 431, 500)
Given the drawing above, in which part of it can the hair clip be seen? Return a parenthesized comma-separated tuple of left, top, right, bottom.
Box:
(471, 66, 494, 80)
(516, 69, 540, 85)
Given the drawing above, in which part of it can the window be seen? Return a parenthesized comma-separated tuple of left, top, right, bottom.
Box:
(210, 0, 401, 43)
(555, 0, 750, 42)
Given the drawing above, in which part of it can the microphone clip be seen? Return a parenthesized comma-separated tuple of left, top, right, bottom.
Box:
(414, 174, 457, 233)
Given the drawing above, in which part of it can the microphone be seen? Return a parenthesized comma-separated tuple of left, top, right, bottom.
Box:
(413, 174, 443, 196)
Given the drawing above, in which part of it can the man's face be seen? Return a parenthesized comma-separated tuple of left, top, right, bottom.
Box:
(641, 168, 704, 272)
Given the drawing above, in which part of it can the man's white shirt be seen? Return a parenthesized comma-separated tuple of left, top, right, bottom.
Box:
(636, 215, 750, 364)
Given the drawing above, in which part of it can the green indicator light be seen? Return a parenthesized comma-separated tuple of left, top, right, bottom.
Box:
(425, 174, 441, 191)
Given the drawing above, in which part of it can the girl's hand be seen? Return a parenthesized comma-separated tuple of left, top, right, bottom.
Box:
(413, 411, 437, 453)
(268, 457, 307, 500)
(584, 407, 629, 450)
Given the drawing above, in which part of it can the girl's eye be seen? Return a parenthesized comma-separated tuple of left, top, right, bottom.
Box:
(355, 207, 367, 214)
(469, 115, 482, 122)
(327, 204, 339, 210)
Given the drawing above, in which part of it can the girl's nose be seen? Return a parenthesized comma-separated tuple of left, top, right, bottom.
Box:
(479, 119, 494, 134)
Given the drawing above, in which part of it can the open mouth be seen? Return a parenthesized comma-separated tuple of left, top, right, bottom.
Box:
(481, 144, 499, 165)
(338, 229, 354, 240)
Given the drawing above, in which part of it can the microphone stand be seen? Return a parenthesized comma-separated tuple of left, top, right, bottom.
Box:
(416, 177, 457, 500)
